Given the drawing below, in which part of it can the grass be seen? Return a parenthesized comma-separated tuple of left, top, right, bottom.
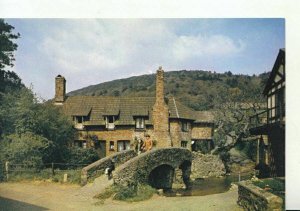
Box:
(94, 184, 157, 203)
(6, 168, 81, 184)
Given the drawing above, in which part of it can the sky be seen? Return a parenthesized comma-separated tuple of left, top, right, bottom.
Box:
(6, 18, 285, 100)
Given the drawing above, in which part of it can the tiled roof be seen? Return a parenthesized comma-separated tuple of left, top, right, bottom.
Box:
(168, 97, 195, 120)
(62, 95, 212, 126)
(194, 111, 214, 123)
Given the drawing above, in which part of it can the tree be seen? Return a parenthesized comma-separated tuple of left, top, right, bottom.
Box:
(211, 88, 265, 172)
(0, 86, 75, 163)
(0, 132, 52, 169)
(0, 19, 22, 94)
(0, 19, 20, 70)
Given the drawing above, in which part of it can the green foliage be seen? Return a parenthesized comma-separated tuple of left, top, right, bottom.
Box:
(0, 160, 4, 181)
(0, 70, 24, 93)
(6, 169, 81, 184)
(68, 70, 268, 112)
(235, 141, 257, 161)
(113, 185, 137, 200)
(218, 151, 231, 172)
(0, 19, 20, 70)
(113, 184, 156, 202)
(252, 178, 285, 208)
(0, 86, 75, 165)
(64, 147, 99, 166)
(51, 169, 81, 184)
(0, 132, 51, 169)
(0, 19, 22, 94)
(95, 184, 156, 203)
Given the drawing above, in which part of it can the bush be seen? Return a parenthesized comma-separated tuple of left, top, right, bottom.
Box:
(113, 185, 136, 201)
(64, 147, 99, 166)
(95, 184, 156, 203)
(114, 184, 156, 202)
(0, 132, 51, 169)
(0, 160, 5, 181)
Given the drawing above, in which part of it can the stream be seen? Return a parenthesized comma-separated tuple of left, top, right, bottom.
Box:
(164, 174, 252, 197)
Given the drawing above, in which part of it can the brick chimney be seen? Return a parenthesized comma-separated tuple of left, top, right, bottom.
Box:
(54, 75, 66, 105)
(152, 66, 172, 147)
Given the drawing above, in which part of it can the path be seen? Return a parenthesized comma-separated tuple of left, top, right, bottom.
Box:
(0, 181, 243, 211)
(77, 174, 113, 199)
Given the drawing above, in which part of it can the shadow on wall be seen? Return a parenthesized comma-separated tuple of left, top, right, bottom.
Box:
(148, 164, 174, 189)
(148, 160, 192, 189)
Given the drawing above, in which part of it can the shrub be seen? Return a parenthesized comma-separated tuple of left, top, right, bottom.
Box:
(95, 184, 156, 203)
(64, 147, 99, 166)
(113, 185, 136, 201)
(0, 132, 51, 169)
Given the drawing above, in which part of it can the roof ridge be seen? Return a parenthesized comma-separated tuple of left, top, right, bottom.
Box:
(172, 97, 180, 118)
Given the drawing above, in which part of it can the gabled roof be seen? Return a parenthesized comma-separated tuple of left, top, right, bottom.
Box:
(194, 111, 214, 123)
(168, 97, 195, 120)
(263, 48, 285, 95)
(62, 96, 154, 125)
(61, 95, 206, 126)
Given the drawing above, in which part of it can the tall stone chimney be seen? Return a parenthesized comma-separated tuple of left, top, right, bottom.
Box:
(54, 75, 66, 105)
(152, 66, 172, 147)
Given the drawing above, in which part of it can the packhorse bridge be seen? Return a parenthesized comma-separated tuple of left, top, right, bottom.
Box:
(80, 148, 193, 197)
(113, 148, 193, 189)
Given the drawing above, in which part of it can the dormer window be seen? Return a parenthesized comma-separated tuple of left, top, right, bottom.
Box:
(73, 116, 89, 124)
(74, 116, 83, 123)
(135, 117, 145, 129)
(105, 116, 116, 130)
(73, 116, 89, 130)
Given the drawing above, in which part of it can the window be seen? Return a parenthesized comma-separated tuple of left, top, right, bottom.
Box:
(135, 117, 145, 129)
(181, 141, 188, 148)
(105, 116, 116, 130)
(73, 116, 89, 124)
(109, 141, 114, 151)
(182, 121, 189, 132)
(117, 140, 130, 152)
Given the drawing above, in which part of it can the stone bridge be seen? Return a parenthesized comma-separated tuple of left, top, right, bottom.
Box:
(113, 148, 193, 189)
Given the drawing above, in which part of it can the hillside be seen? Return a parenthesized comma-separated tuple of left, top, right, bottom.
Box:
(68, 70, 269, 111)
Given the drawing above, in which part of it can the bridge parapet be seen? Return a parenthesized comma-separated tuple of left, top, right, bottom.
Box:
(81, 149, 137, 186)
(113, 148, 192, 188)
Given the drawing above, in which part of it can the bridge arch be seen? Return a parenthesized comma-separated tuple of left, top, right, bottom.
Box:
(113, 148, 193, 189)
(148, 164, 174, 189)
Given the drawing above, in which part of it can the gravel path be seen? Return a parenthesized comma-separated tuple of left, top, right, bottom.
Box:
(0, 181, 243, 211)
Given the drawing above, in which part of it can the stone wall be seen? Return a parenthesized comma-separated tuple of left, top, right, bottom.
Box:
(113, 148, 192, 188)
(237, 180, 283, 211)
(170, 120, 181, 147)
(78, 127, 136, 156)
(191, 152, 225, 178)
(169, 120, 192, 150)
(191, 126, 213, 139)
(81, 149, 137, 185)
